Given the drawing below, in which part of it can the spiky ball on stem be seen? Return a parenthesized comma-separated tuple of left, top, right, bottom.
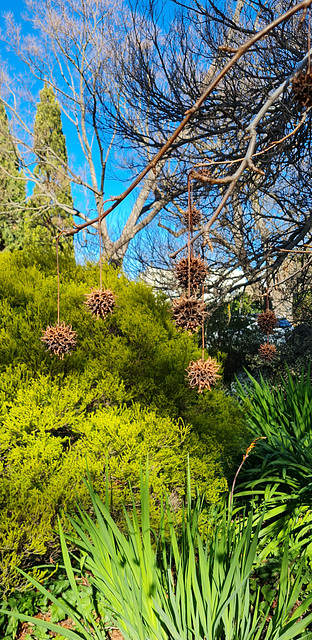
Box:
(84, 288, 116, 319)
(41, 322, 77, 359)
(182, 206, 202, 231)
(186, 357, 221, 393)
(175, 256, 208, 291)
(257, 310, 278, 335)
(258, 342, 277, 362)
(172, 296, 207, 333)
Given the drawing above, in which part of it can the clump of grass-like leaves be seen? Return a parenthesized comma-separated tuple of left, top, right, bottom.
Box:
(235, 367, 312, 556)
(2, 465, 312, 640)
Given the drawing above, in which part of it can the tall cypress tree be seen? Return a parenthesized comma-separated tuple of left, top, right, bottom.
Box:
(28, 84, 73, 245)
(0, 102, 26, 250)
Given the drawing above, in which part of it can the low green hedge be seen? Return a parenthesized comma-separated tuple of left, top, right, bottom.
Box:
(0, 368, 227, 591)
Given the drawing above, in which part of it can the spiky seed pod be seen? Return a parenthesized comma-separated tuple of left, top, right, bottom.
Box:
(258, 342, 277, 362)
(175, 256, 208, 291)
(191, 167, 212, 183)
(172, 296, 208, 333)
(292, 71, 312, 108)
(186, 357, 221, 393)
(41, 322, 77, 359)
(84, 288, 116, 319)
(182, 206, 202, 230)
(257, 310, 278, 335)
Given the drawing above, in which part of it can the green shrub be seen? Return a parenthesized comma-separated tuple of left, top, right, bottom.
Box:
(0, 248, 199, 415)
(0, 248, 248, 590)
(235, 368, 312, 556)
(184, 387, 248, 475)
(0, 368, 227, 591)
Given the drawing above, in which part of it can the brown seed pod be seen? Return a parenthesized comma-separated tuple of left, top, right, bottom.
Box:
(84, 288, 116, 319)
(257, 310, 278, 335)
(258, 342, 277, 362)
(172, 296, 208, 333)
(41, 322, 77, 359)
(292, 71, 312, 108)
(182, 206, 202, 231)
(175, 256, 208, 291)
(186, 357, 221, 393)
(191, 167, 212, 183)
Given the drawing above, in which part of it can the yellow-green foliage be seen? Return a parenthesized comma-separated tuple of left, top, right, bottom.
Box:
(0, 368, 227, 591)
(0, 248, 199, 415)
(0, 248, 246, 592)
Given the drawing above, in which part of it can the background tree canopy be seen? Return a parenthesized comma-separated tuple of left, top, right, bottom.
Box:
(0, 0, 312, 299)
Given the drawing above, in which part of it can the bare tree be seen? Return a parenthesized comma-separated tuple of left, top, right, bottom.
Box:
(1, 0, 312, 301)
(96, 0, 312, 298)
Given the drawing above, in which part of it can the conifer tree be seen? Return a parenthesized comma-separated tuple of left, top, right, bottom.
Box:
(0, 102, 26, 250)
(28, 84, 73, 244)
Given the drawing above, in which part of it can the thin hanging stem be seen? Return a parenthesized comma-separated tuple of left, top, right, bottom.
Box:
(265, 289, 270, 312)
(187, 173, 192, 298)
(201, 283, 205, 361)
(309, 7, 311, 73)
(99, 216, 103, 290)
(265, 249, 270, 312)
(190, 179, 194, 255)
(56, 233, 65, 325)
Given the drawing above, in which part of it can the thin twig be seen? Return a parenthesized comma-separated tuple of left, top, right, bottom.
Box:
(229, 438, 266, 508)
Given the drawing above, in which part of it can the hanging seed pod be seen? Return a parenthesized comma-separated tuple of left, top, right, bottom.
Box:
(172, 296, 208, 333)
(41, 322, 77, 359)
(258, 342, 277, 362)
(186, 357, 221, 393)
(84, 288, 116, 319)
(292, 71, 312, 107)
(191, 167, 212, 183)
(182, 206, 202, 230)
(175, 256, 208, 291)
(257, 310, 278, 334)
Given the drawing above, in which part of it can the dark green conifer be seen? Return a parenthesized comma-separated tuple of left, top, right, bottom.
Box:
(28, 84, 73, 244)
(0, 102, 26, 250)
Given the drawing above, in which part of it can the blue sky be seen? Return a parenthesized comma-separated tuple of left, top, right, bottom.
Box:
(0, 0, 141, 265)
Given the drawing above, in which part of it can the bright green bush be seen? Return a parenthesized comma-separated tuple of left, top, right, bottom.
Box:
(0, 248, 248, 591)
(0, 368, 227, 591)
(0, 248, 199, 415)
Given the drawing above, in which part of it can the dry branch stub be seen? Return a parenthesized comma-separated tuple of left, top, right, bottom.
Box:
(191, 167, 212, 183)
(186, 357, 222, 393)
(292, 70, 312, 107)
(258, 342, 277, 362)
(172, 296, 208, 333)
(175, 256, 209, 291)
(41, 322, 77, 359)
(257, 310, 278, 334)
(84, 288, 116, 320)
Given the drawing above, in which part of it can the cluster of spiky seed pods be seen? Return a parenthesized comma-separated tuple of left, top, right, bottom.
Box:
(257, 309, 277, 362)
(41, 288, 116, 359)
(171, 177, 221, 392)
